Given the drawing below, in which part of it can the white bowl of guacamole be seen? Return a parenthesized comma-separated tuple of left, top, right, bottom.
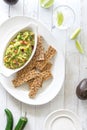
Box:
(0, 23, 37, 77)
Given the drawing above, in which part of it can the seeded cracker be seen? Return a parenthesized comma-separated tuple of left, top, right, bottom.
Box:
(29, 76, 43, 98)
(41, 70, 53, 81)
(28, 70, 52, 98)
(36, 36, 44, 61)
(28, 62, 52, 89)
(13, 69, 39, 87)
(36, 46, 57, 71)
(28, 70, 52, 88)
(41, 62, 52, 72)
(28, 79, 35, 89)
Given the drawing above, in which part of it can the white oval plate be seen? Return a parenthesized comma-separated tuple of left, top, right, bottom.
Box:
(44, 110, 82, 130)
(0, 16, 65, 105)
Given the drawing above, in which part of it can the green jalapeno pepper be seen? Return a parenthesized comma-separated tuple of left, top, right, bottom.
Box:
(14, 117, 28, 130)
(4, 108, 13, 130)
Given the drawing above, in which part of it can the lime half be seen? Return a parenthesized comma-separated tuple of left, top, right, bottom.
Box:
(75, 40, 84, 54)
(70, 28, 81, 40)
(40, 0, 54, 8)
(57, 12, 64, 26)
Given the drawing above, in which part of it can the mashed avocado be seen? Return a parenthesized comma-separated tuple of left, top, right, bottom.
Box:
(4, 30, 34, 69)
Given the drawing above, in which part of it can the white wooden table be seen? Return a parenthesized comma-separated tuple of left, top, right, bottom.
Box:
(0, 0, 87, 129)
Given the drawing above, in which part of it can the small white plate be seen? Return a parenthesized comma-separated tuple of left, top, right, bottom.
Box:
(0, 16, 65, 105)
(44, 109, 82, 130)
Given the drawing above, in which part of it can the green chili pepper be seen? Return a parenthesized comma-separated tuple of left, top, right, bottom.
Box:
(14, 117, 28, 130)
(4, 108, 13, 130)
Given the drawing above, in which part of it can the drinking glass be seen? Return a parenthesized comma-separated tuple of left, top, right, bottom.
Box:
(53, 5, 75, 30)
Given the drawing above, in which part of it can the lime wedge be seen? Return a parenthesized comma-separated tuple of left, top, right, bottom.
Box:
(75, 40, 84, 54)
(57, 12, 64, 26)
(40, 0, 54, 8)
(70, 28, 81, 40)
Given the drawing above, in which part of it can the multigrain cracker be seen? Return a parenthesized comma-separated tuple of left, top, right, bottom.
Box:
(36, 60, 47, 71)
(27, 79, 34, 89)
(27, 74, 42, 89)
(28, 70, 52, 87)
(13, 69, 39, 87)
(45, 46, 57, 60)
(41, 70, 53, 81)
(41, 62, 52, 72)
(29, 76, 43, 98)
(36, 46, 56, 71)
(28, 70, 52, 97)
(36, 36, 44, 61)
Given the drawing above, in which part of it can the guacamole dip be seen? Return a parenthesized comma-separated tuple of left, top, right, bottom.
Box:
(4, 30, 34, 69)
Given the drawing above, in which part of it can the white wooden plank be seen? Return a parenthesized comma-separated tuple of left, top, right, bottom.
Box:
(64, 53, 79, 113)
(6, 96, 21, 127)
(78, 55, 87, 130)
(35, 104, 51, 129)
(39, 1, 53, 29)
(80, 0, 87, 27)
(6, 0, 23, 128)
(9, 0, 23, 17)
(22, 0, 39, 130)
(78, 1, 87, 129)
(0, 0, 9, 14)
(80, 26, 87, 55)
(65, 0, 81, 53)
(0, 1, 9, 23)
(21, 104, 36, 130)
(0, 83, 7, 130)
(24, 0, 38, 18)
(0, 1, 9, 129)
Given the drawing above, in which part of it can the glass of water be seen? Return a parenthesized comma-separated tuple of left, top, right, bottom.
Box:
(53, 5, 75, 30)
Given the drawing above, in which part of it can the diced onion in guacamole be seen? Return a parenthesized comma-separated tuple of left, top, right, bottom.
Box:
(4, 30, 34, 69)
